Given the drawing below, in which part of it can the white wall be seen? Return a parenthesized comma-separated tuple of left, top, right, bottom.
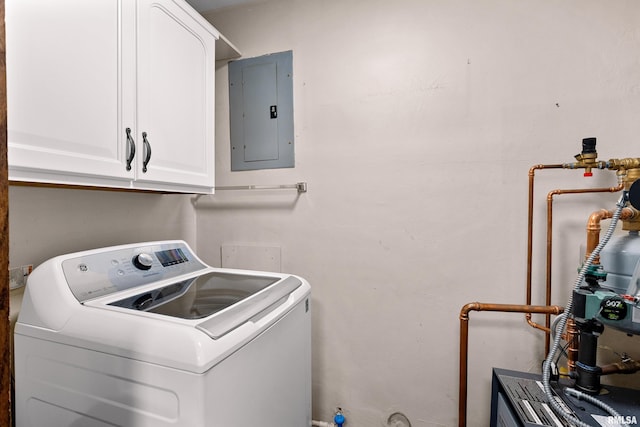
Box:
(199, 1, 640, 425)
(9, 186, 198, 268)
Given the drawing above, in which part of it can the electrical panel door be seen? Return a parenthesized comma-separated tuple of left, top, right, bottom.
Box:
(229, 51, 294, 171)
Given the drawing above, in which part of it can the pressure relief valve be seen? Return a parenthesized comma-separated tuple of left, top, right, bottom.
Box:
(575, 137, 598, 177)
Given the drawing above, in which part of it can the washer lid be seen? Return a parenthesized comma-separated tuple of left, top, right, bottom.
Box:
(196, 275, 302, 339)
(108, 272, 302, 339)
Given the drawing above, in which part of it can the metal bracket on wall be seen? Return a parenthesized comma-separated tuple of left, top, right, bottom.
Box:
(214, 182, 307, 193)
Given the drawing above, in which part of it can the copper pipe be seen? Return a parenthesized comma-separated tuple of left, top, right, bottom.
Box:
(524, 184, 624, 349)
(531, 184, 626, 355)
(585, 209, 614, 264)
(584, 207, 635, 262)
(526, 165, 564, 314)
(566, 317, 579, 372)
(459, 302, 564, 427)
(600, 359, 640, 375)
(525, 165, 564, 340)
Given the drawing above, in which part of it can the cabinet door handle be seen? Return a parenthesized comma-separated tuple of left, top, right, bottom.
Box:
(125, 127, 136, 171)
(142, 131, 152, 173)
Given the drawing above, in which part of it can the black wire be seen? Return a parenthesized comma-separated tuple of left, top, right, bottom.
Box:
(555, 342, 569, 365)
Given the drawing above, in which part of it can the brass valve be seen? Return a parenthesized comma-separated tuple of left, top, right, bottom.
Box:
(564, 137, 606, 176)
(563, 138, 640, 230)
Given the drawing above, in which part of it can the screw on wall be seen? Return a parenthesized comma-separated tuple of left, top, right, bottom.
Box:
(387, 412, 411, 427)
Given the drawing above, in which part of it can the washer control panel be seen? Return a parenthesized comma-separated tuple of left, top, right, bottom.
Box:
(61, 241, 207, 303)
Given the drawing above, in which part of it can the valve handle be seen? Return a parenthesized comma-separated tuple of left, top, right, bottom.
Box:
(582, 137, 597, 154)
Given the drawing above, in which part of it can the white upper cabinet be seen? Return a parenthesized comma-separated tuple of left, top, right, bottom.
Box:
(6, 0, 232, 193)
(6, 0, 133, 186)
(134, 0, 215, 191)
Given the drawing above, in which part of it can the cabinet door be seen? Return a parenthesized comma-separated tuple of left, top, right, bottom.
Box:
(6, 0, 135, 185)
(136, 0, 216, 191)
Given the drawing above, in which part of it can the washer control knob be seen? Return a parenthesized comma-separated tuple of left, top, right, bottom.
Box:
(132, 253, 154, 270)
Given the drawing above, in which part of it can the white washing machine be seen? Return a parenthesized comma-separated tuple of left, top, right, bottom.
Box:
(14, 240, 311, 427)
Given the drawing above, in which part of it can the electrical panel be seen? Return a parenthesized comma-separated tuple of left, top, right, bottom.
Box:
(229, 50, 294, 171)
